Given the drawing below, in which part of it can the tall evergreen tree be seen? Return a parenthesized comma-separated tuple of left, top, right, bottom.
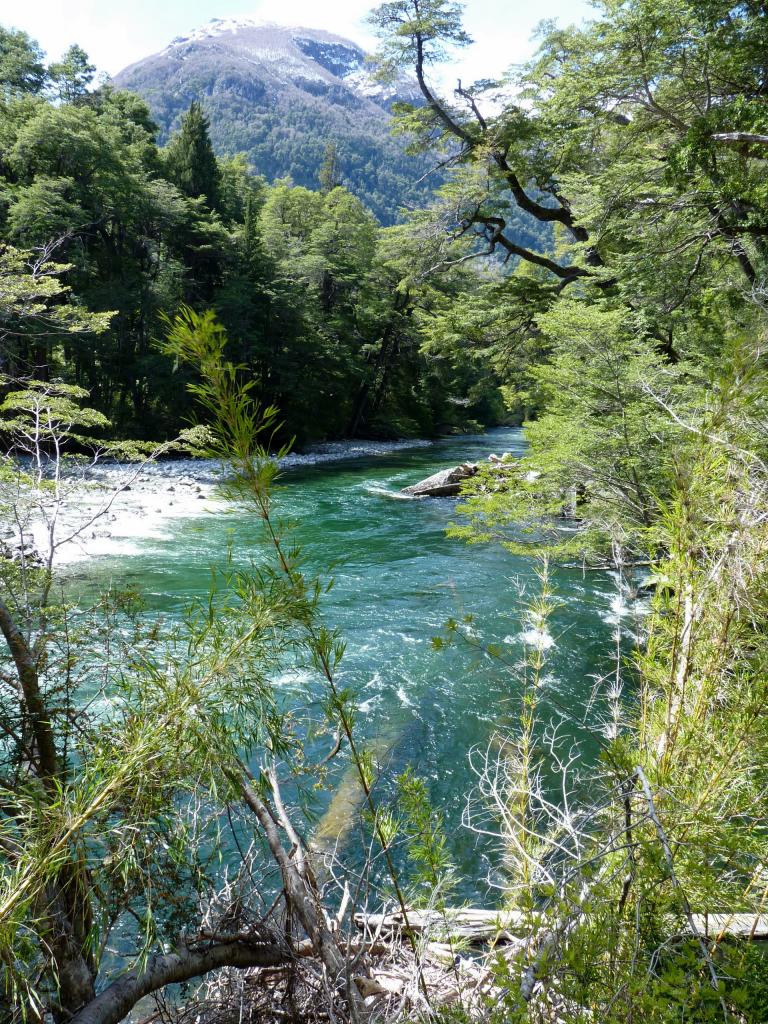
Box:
(165, 101, 221, 209)
(318, 141, 343, 193)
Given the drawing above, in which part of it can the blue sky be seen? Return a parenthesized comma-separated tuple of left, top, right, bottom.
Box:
(6, 0, 593, 84)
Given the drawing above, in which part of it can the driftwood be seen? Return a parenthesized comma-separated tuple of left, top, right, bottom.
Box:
(690, 914, 768, 940)
(401, 463, 478, 498)
(355, 907, 768, 944)
(712, 131, 768, 147)
(354, 908, 539, 945)
(185, 909, 768, 1023)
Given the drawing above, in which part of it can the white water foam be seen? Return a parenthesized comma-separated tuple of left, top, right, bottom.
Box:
(272, 668, 316, 688)
(364, 485, 418, 500)
(505, 610, 556, 651)
(357, 696, 381, 714)
(395, 685, 414, 708)
(23, 438, 436, 567)
(516, 628, 556, 650)
(600, 571, 652, 630)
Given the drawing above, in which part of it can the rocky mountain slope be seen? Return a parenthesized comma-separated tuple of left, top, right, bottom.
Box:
(113, 19, 434, 223)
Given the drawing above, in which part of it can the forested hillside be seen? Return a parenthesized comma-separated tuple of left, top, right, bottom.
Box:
(0, 28, 518, 442)
(2, 0, 768, 1022)
(112, 20, 437, 226)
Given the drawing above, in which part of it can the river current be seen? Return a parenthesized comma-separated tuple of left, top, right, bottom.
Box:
(72, 427, 642, 900)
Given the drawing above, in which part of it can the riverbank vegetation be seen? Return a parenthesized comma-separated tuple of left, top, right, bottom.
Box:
(2, 0, 768, 1020)
(379, 0, 768, 1017)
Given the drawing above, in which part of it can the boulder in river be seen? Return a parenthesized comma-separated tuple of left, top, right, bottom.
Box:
(401, 462, 478, 498)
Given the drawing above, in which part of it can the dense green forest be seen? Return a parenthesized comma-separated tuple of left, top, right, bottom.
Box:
(0, 31, 528, 443)
(2, 0, 768, 1022)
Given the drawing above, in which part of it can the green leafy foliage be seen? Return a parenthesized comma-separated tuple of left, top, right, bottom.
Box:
(48, 44, 95, 105)
(365, 0, 768, 1019)
(396, 768, 458, 906)
(4, 0, 768, 1017)
(0, 27, 46, 99)
(0, 38, 506, 444)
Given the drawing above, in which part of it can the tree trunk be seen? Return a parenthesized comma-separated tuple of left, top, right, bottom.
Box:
(68, 936, 290, 1024)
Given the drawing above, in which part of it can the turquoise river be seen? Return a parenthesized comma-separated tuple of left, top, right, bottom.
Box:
(71, 427, 642, 900)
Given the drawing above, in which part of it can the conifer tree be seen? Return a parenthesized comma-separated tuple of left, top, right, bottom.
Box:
(319, 141, 342, 193)
(165, 100, 221, 209)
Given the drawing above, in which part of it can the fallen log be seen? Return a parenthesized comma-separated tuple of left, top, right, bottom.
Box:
(354, 908, 539, 944)
(690, 914, 768, 940)
(354, 907, 768, 944)
(401, 463, 478, 498)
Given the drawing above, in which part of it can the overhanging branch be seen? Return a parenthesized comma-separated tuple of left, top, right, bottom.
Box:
(69, 935, 290, 1024)
(712, 132, 768, 148)
(473, 214, 592, 281)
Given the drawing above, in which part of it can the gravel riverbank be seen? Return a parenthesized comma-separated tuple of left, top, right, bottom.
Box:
(23, 438, 436, 565)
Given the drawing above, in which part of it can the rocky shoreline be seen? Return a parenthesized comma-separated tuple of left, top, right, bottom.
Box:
(17, 463, 221, 566)
(15, 438, 441, 565)
(6, 438, 519, 566)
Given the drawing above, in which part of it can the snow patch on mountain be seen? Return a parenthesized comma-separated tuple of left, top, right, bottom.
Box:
(167, 17, 275, 48)
(293, 36, 364, 77)
(342, 69, 398, 102)
(155, 18, 414, 104)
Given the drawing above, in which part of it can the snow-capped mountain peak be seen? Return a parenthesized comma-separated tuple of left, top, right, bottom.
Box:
(147, 19, 409, 102)
(167, 17, 275, 49)
(112, 18, 427, 224)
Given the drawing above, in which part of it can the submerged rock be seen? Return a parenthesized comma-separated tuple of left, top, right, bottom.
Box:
(401, 462, 478, 498)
